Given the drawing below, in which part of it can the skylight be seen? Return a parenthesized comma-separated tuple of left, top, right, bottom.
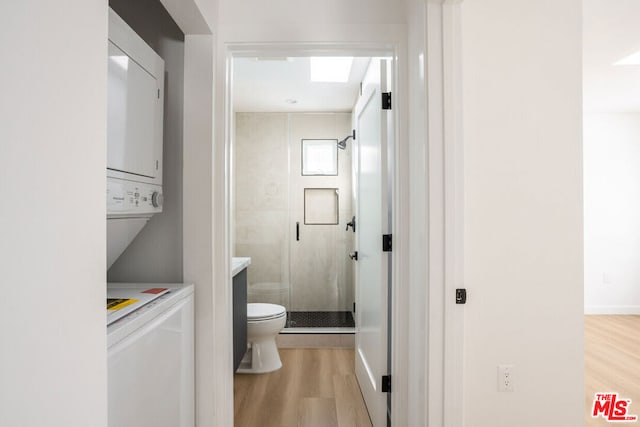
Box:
(614, 50, 640, 65)
(310, 57, 354, 82)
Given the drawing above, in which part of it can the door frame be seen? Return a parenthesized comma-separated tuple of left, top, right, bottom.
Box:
(223, 43, 407, 422)
(218, 2, 465, 422)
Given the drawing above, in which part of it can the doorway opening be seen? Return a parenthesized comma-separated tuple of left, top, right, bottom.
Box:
(227, 47, 397, 427)
(583, 1, 640, 424)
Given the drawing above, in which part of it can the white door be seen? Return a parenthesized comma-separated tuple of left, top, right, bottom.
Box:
(354, 59, 392, 427)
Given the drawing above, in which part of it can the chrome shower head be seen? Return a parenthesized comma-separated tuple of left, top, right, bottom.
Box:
(337, 131, 355, 150)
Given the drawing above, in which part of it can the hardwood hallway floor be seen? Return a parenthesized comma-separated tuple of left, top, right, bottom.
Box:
(585, 315, 640, 426)
(234, 348, 373, 427)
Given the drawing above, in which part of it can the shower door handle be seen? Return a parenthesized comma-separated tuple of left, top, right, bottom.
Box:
(346, 216, 356, 232)
(349, 251, 358, 261)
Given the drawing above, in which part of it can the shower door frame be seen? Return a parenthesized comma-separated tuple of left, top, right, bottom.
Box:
(288, 122, 354, 328)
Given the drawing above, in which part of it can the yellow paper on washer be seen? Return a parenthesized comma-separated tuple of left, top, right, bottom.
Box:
(107, 298, 139, 311)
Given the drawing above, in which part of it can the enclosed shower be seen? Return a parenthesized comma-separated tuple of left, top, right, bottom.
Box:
(233, 112, 355, 330)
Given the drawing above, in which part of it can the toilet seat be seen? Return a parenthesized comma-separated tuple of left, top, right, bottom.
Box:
(247, 303, 286, 321)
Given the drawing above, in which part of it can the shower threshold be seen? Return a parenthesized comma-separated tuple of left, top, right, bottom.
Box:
(282, 311, 355, 334)
(280, 327, 354, 334)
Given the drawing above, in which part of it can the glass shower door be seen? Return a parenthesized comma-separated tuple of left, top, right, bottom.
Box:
(234, 113, 291, 311)
(287, 113, 355, 329)
(234, 111, 355, 329)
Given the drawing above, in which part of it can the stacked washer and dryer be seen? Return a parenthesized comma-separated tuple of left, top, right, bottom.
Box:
(106, 9, 194, 427)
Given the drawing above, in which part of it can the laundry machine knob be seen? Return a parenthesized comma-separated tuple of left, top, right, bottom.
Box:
(152, 191, 164, 208)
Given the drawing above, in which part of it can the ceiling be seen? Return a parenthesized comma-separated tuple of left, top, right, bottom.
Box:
(232, 57, 370, 113)
(584, 0, 640, 112)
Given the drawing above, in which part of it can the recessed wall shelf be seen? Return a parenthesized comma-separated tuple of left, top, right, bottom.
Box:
(304, 188, 339, 225)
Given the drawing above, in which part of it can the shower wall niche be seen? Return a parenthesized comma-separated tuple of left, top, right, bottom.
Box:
(233, 112, 354, 327)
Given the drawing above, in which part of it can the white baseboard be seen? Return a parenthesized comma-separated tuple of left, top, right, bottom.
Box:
(584, 305, 640, 315)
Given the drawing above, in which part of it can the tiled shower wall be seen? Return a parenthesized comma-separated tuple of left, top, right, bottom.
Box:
(234, 112, 354, 312)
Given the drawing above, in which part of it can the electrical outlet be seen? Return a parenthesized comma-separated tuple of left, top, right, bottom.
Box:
(498, 364, 515, 392)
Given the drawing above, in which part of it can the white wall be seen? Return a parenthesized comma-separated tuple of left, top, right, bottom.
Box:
(584, 113, 640, 314)
(183, 33, 218, 427)
(218, 0, 406, 35)
(461, 0, 584, 426)
(0, 1, 107, 426)
(405, 3, 431, 425)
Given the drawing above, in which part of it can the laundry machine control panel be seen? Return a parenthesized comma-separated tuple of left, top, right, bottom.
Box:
(107, 177, 163, 217)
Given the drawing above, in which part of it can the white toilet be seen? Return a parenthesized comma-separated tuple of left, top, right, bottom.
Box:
(237, 303, 287, 374)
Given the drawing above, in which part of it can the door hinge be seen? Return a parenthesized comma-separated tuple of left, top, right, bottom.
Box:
(157, 88, 160, 99)
(382, 92, 392, 110)
(353, 302, 356, 313)
(456, 288, 467, 304)
(382, 234, 392, 252)
(352, 129, 356, 140)
(382, 375, 391, 393)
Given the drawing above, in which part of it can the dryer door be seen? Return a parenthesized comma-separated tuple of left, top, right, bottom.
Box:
(107, 41, 161, 179)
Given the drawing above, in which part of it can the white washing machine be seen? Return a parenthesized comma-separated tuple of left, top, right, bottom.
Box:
(107, 283, 194, 427)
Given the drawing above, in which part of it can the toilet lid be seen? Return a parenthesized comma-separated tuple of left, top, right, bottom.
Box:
(247, 303, 286, 321)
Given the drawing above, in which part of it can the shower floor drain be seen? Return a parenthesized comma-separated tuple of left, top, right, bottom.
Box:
(286, 311, 355, 328)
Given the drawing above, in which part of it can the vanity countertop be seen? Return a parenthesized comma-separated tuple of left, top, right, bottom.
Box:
(232, 257, 251, 277)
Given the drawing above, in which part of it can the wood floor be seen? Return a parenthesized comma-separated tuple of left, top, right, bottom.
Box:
(585, 315, 640, 426)
(234, 322, 640, 427)
(234, 348, 372, 427)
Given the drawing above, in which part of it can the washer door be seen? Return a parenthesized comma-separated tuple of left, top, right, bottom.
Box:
(108, 296, 194, 427)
